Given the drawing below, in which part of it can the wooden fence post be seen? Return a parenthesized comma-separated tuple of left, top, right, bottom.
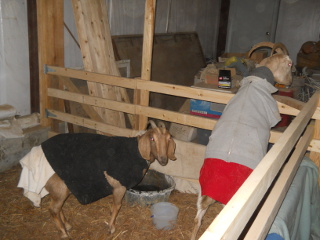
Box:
(37, 0, 64, 132)
(134, 0, 156, 130)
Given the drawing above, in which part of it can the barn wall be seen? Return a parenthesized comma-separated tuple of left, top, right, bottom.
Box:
(275, 0, 320, 64)
(107, 0, 221, 60)
(0, 0, 30, 115)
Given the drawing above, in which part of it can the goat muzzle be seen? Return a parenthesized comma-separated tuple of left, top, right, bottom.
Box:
(157, 156, 168, 166)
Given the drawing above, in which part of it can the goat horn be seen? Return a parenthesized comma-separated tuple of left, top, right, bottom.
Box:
(271, 42, 289, 56)
(248, 41, 275, 58)
(148, 120, 157, 129)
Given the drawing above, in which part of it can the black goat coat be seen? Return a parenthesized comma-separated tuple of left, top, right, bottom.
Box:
(41, 133, 149, 204)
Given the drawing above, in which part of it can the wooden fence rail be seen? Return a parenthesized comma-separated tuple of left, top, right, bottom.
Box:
(45, 65, 320, 151)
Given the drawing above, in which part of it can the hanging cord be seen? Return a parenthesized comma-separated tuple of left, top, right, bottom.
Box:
(64, 22, 80, 49)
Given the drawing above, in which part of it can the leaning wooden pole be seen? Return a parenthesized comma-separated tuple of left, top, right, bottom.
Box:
(71, 0, 127, 128)
(37, 0, 64, 132)
(134, 0, 156, 130)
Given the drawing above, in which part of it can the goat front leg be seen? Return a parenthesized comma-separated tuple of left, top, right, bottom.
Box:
(104, 171, 126, 234)
(191, 194, 215, 240)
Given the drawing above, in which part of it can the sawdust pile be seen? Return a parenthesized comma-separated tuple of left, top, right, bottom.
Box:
(0, 165, 223, 240)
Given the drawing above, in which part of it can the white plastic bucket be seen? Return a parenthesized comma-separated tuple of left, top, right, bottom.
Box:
(150, 202, 179, 230)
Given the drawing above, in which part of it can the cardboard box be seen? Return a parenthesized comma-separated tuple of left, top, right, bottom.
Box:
(200, 67, 236, 85)
(190, 99, 226, 119)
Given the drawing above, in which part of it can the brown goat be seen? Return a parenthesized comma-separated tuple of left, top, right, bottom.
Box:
(21, 121, 176, 239)
(190, 44, 293, 240)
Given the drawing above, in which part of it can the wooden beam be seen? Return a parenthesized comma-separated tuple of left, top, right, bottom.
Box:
(37, 0, 64, 131)
(46, 109, 136, 137)
(273, 94, 305, 110)
(200, 91, 319, 240)
(48, 88, 136, 116)
(309, 95, 320, 186)
(135, 0, 156, 130)
(244, 124, 314, 240)
(46, 66, 320, 119)
(46, 66, 136, 89)
(27, 0, 39, 113)
(71, 0, 128, 128)
(59, 77, 104, 122)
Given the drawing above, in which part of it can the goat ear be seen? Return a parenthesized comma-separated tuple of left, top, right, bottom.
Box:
(138, 134, 151, 160)
(168, 138, 177, 161)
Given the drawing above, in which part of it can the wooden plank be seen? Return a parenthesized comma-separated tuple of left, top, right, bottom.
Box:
(59, 77, 104, 122)
(309, 97, 320, 186)
(199, 91, 319, 240)
(48, 88, 136, 115)
(46, 87, 271, 134)
(273, 94, 305, 110)
(46, 66, 319, 119)
(135, 0, 156, 130)
(71, 0, 127, 128)
(244, 124, 314, 240)
(46, 109, 137, 137)
(37, 0, 64, 130)
(45, 66, 136, 89)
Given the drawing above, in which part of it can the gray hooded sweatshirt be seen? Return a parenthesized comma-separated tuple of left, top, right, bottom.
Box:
(205, 67, 281, 169)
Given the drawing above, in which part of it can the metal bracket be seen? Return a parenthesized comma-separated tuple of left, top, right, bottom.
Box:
(44, 65, 56, 74)
(45, 109, 57, 118)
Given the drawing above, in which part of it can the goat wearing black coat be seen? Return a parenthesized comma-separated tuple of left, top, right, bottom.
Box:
(19, 121, 176, 238)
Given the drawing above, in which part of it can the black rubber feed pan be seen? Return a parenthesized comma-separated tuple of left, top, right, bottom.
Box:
(124, 170, 175, 207)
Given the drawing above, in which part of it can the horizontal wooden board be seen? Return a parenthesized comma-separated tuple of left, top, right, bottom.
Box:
(46, 65, 320, 118)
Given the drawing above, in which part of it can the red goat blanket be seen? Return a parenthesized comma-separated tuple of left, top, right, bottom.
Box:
(199, 158, 252, 205)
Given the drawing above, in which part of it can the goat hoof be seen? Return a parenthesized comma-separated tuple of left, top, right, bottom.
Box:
(106, 222, 115, 234)
(60, 232, 69, 239)
(65, 222, 72, 231)
(110, 225, 115, 234)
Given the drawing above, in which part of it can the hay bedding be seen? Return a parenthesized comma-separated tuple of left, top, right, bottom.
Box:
(0, 165, 223, 240)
